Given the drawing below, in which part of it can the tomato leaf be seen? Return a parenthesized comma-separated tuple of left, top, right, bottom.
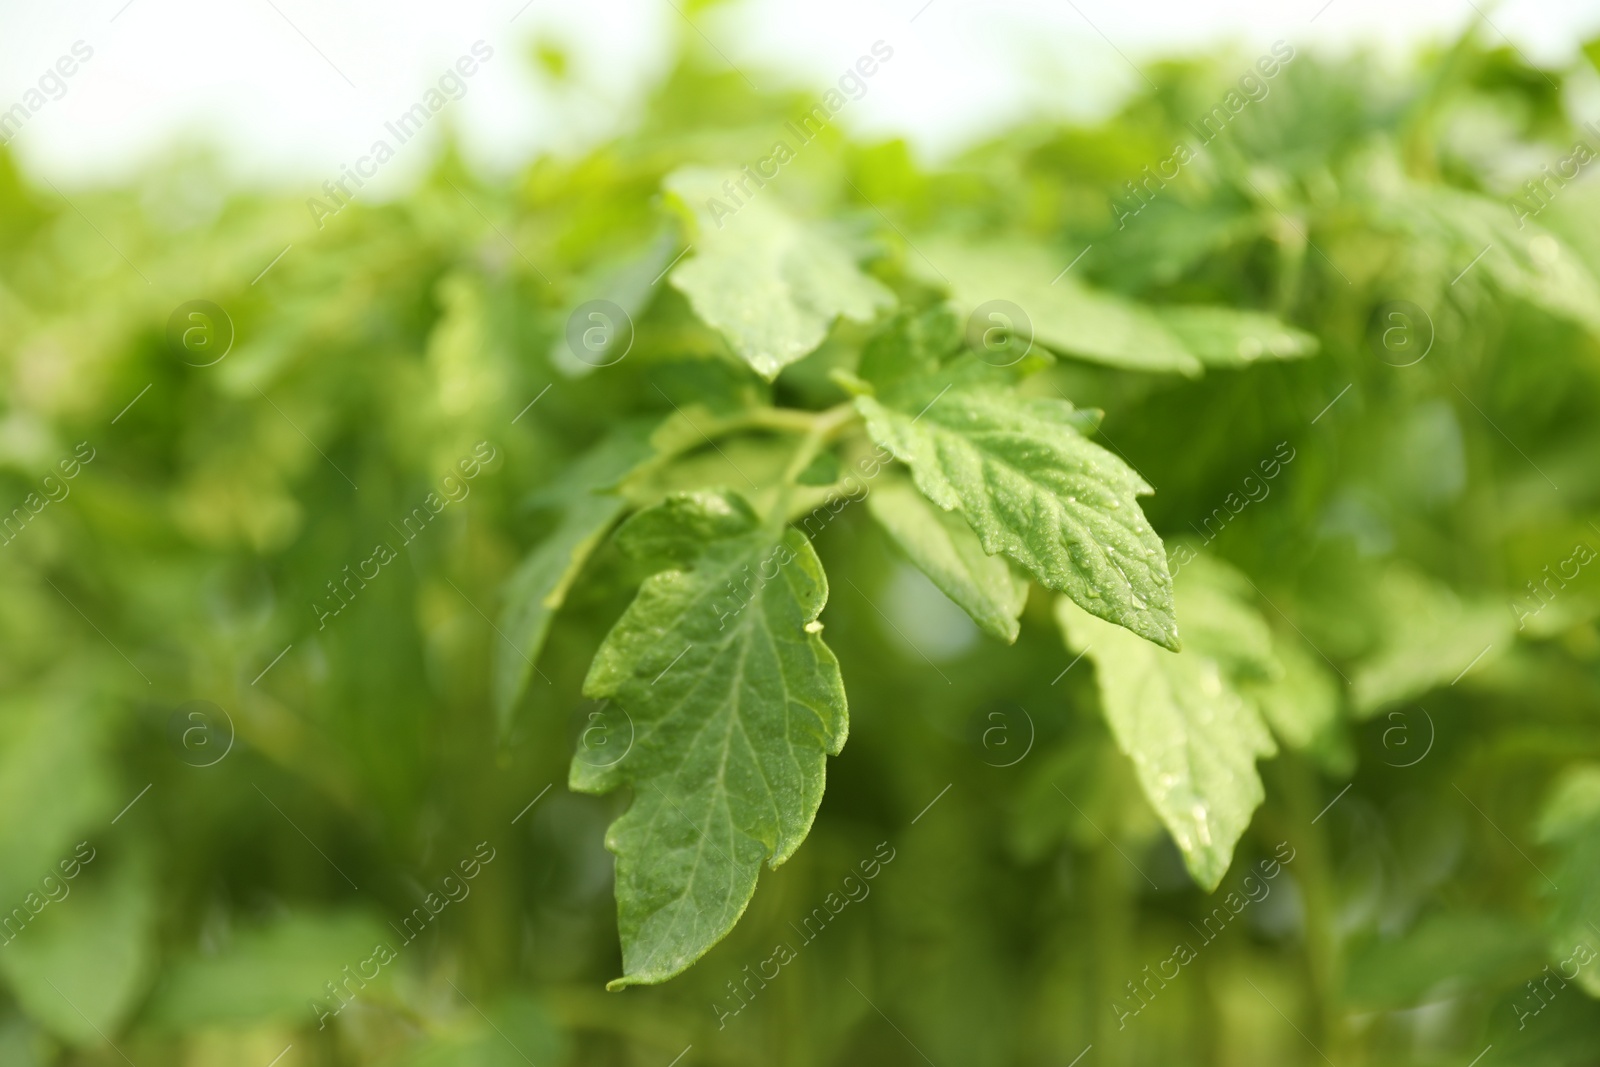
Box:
(1056, 556, 1279, 889)
(663, 167, 894, 379)
(867, 472, 1029, 643)
(913, 238, 1203, 376)
(573, 490, 847, 987)
(854, 311, 1177, 649)
(495, 426, 657, 733)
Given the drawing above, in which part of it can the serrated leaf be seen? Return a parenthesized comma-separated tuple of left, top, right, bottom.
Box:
(1055, 562, 1278, 890)
(867, 472, 1029, 643)
(853, 324, 1177, 648)
(851, 303, 1164, 646)
(574, 490, 847, 987)
(912, 239, 1203, 376)
(857, 302, 967, 390)
(1156, 307, 1319, 367)
(663, 167, 893, 379)
(495, 426, 657, 733)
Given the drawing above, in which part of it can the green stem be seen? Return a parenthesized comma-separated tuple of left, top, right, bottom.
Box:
(769, 403, 860, 527)
(627, 404, 832, 485)
(1269, 752, 1344, 1057)
(778, 403, 858, 485)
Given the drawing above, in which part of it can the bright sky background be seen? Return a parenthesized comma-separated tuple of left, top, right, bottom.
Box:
(3, 0, 1597, 194)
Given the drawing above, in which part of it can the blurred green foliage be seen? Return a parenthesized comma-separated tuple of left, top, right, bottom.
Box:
(3, 18, 1600, 1067)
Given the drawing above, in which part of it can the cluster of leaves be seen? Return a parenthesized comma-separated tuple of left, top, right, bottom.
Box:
(2, 15, 1600, 1067)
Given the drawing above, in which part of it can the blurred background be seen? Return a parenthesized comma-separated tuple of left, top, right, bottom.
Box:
(6, 0, 1600, 1065)
(6, 0, 1599, 182)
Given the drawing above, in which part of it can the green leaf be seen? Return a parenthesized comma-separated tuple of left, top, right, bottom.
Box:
(573, 490, 847, 987)
(0, 689, 115, 909)
(1093, 199, 1265, 291)
(852, 294, 1161, 645)
(1350, 565, 1510, 716)
(1245, 636, 1349, 772)
(1055, 557, 1278, 890)
(1166, 558, 1342, 773)
(913, 238, 1203, 376)
(867, 472, 1029, 643)
(853, 313, 1177, 649)
(145, 910, 394, 1029)
(547, 227, 681, 378)
(1155, 307, 1319, 367)
(857, 301, 952, 386)
(616, 409, 831, 522)
(1537, 764, 1600, 996)
(495, 426, 657, 732)
(663, 167, 894, 379)
(1539, 764, 1600, 842)
(0, 1020, 46, 1067)
(1172, 553, 1277, 675)
(1443, 192, 1600, 337)
(398, 993, 565, 1067)
(1378, 183, 1600, 340)
(1344, 911, 1545, 1009)
(0, 855, 156, 1047)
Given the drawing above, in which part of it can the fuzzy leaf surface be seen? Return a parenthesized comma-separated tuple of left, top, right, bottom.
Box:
(1057, 557, 1278, 889)
(854, 312, 1176, 648)
(664, 167, 893, 379)
(867, 473, 1029, 643)
(574, 490, 847, 987)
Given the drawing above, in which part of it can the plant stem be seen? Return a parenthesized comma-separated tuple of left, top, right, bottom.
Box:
(762, 403, 859, 527)
(626, 403, 843, 486)
(779, 402, 858, 485)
